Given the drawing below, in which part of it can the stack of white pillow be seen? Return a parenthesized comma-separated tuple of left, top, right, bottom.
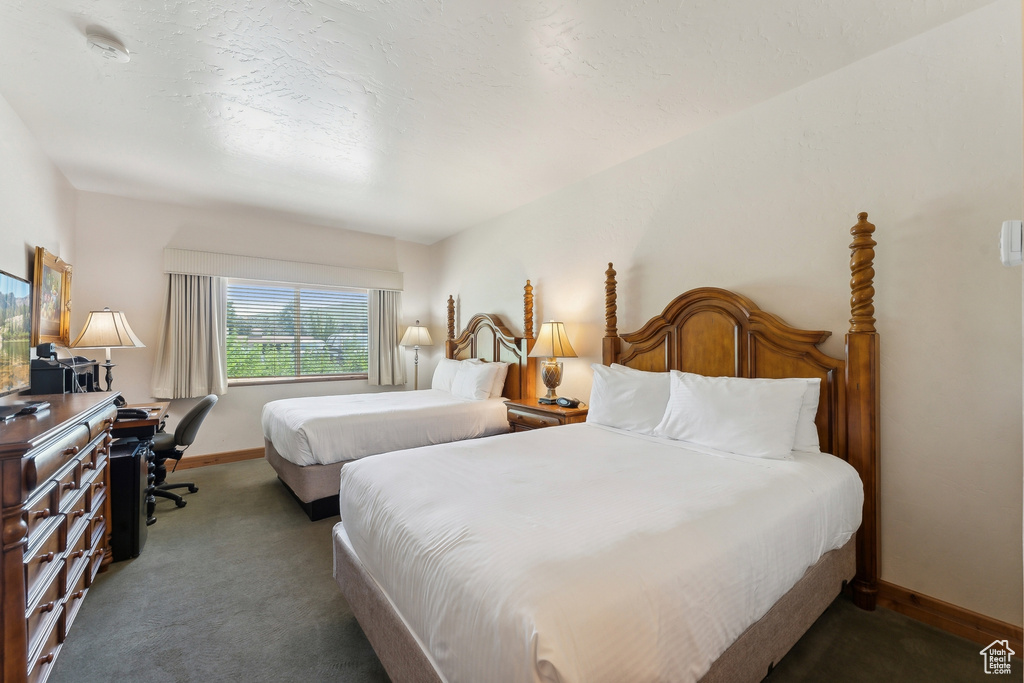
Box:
(431, 358, 510, 400)
(587, 364, 821, 459)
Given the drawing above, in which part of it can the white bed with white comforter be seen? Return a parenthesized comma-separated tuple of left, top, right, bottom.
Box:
(336, 422, 863, 683)
(262, 389, 509, 466)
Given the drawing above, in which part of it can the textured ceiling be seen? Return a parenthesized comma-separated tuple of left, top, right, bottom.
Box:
(0, 0, 995, 243)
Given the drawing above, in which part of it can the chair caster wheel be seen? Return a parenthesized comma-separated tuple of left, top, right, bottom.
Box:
(175, 500, 187, 508)
(188, 485, 199, 493)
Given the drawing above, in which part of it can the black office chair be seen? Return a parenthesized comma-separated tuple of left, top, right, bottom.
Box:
(150, 394, 218, 508)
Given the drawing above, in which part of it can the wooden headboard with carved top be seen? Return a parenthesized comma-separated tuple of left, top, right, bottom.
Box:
(602, 213, 880, 612)
(443, 281, 537, 400)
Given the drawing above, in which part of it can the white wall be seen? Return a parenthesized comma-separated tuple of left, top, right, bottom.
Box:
(72, 193, 437, 455)
(0, 92, 75, 280)
(432, 1, 1023, 626)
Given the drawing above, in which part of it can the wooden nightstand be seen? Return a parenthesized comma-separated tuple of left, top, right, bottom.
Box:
(505, 397, 589, 432)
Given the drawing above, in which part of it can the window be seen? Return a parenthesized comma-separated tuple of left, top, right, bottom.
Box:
(226, 281, 369, 381)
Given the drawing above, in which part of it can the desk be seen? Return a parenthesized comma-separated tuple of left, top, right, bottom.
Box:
(112, 403, 169, 528)
(111, 402, 169, 440)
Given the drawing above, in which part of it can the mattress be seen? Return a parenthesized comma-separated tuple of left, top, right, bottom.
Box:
(338, 423, 863, 683)
(261, 389, 509, 467)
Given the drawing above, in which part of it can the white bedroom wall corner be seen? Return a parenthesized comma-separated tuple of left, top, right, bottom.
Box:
(433, 0, 1023, 626)
(0, 90, 77, 279)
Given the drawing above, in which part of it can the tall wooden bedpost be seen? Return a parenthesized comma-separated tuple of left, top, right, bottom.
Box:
(603, 263, 620, 365)
(524, 280, 535, 346)
(445, 295, 456, 358)
(846, 212, 880, 610)
(522, 280, 537, 399)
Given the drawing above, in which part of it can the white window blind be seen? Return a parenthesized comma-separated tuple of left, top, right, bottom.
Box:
(226, 281, 369, 379)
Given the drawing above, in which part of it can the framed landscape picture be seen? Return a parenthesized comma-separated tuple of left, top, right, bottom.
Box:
(31, 247, 72, 346)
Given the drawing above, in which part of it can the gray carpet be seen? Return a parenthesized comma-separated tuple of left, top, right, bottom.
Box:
(49, 458, 1016, 683)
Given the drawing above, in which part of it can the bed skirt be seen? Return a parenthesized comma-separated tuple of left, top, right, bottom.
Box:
(332, 524, 856, 683)
(265, 439, 345, 520)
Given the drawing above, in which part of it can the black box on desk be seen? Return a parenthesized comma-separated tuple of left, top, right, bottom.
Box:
(29, 358, 98, 394)
(110, 439, 149, 561)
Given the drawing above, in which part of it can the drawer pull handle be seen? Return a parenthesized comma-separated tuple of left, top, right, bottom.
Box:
(93, 515, 104, 525)
(62, 482, 77, 492)
(70, 549, 85, 559)
(38, 600, 56, 615)
(38, 552, 55, 564)
(37, 652, 54, 666)
(93, 482, 105, 492)
(71, 510, 85, 519)
(63, 446, 80, 456)
(83, 461, 96, 471)
(32, 509, 51, 520)
(70, 590, 84, 601)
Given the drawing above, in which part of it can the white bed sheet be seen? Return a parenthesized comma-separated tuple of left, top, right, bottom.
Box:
(261, 389, 509, 466)
(338, 423, 863, 683)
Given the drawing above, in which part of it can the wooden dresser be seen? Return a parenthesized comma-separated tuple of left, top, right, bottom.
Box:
(0, 393, 118, 683)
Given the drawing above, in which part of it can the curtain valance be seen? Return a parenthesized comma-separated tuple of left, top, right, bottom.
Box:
(163, 248, 403, 291)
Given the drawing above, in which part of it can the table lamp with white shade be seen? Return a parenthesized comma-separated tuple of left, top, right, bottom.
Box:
(400, 321, 433, 390)
(528, 321, 577, 404)
(70, 307, 145, 392)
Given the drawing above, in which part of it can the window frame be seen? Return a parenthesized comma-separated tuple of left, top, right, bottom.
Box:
(225, 278, 370, 387)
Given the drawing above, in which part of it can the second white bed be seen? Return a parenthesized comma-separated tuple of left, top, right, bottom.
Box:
(337, 422, 863, 683)
(262, 389, 509, 467)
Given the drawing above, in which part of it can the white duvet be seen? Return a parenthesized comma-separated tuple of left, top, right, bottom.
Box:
(261, 389, 509, 466)
(338, 423, 863, 683)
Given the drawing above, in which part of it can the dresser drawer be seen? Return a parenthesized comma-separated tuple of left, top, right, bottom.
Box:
(27, 612, 62, 683)
(507, 408, 561, 430)
(84, 409, 116, 442)
(79, 442, 105, 481)
(86, 473, 108, 514)
(64, 551, 90, 627)
(26, 566, 62, 660)
(24, 522, 63, 603)
(86, 544, 105, 586)
(65, 488, 90, 542)
(65, 523, 91, 585)
(24, 482, 58, 546)
(54, 461, 83, 514)
(27, 425, 91, 494)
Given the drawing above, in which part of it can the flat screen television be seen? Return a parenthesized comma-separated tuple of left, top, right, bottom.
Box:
(0, 269, 31, 398)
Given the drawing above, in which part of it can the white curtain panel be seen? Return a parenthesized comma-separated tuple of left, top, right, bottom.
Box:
(152, 274, 228, 398)
(368, 289, 406, 386)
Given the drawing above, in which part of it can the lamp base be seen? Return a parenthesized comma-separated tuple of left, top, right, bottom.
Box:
(539, 359, 562, 405)
(101, 362, 116, 392)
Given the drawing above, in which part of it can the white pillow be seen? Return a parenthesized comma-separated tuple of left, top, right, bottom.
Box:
(451, 362, 503, 401)
(586, 364, 671, 434)
(652, 371, 807, 459)
(455, 358, 508, 397)
(431, 358, 462, 393)
(793, 378, 822, 452)
(488, 362, 510, 397)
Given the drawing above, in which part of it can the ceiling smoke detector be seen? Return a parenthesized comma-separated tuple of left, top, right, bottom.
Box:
(86, 31, 130, 63)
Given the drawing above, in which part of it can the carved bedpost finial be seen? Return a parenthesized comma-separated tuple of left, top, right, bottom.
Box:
(849, 212, 877, 334)
(446, 295, 455, 340)
(605, 263, 618, 338)
(523, 280, 534, 339)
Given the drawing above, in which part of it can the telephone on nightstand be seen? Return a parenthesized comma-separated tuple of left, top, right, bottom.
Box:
(556, 396, 581, 408)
